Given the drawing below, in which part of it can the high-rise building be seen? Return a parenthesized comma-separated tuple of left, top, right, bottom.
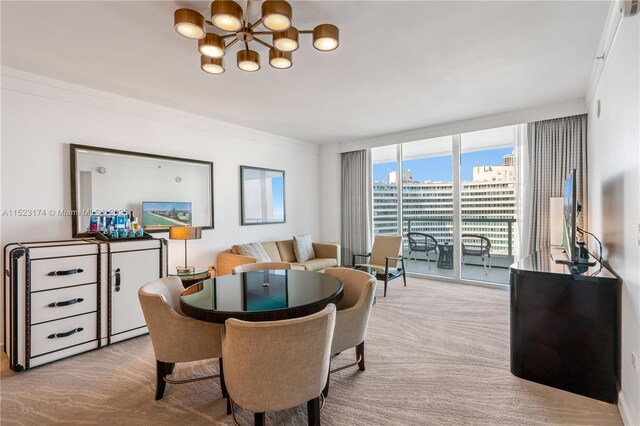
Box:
(373, 152, 517, 257)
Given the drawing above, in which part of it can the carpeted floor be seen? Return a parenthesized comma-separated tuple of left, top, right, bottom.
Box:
(1, 277, 622, 425)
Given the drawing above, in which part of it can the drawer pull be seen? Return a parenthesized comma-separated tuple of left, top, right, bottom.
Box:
(47, 327, 84, 339)
(48, 298, 84, 308)
(115, 268, 121, 292)
(48, 268, 84, 276)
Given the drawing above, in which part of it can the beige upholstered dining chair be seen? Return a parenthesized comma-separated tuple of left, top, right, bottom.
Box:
(222, 304, 336, 426)
(322, 268, 376, 397)
(138, 276, 226, 401)
(353, 234, 406, 297)
(231, 261, 293, 274)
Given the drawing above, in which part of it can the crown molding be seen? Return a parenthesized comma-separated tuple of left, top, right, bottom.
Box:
(338, 99, 587, 154)
(0, 66, 318, 154)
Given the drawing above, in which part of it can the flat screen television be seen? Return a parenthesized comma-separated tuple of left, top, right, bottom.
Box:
(562, 169, 578, 263)
(142, 201, 192, 231)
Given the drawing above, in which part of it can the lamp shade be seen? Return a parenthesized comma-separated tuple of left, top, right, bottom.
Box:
(313, 24, 339, 51)
(211, 0, 244, 32)
(237, 49, 260, 72)
(269, 48, 292, 69)
(174, 9, 206, 40)
(199, 33, 225, 58)
(169, 226, 202, 240)
(273, 27, 299, 52)
(261, 0, 292, 31)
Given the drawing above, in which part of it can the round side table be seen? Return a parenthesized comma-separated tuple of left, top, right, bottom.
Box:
(169, 266, 211, 288)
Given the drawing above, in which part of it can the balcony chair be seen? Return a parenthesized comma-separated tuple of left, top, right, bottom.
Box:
(406, 232, 439, 269)
(232, 261, 293, 274)
(461, 234, 492, 274)
(138, 277, 226, 402)
(222, 305, 336, 426)
(353, 235, 406, 297)
(321, 268, 376, 398)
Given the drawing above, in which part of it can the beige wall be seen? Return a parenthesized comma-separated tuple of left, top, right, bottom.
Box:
(587, 14, 640, 426)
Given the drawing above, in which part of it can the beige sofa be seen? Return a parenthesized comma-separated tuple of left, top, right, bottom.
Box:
(216, 239, 340, 276)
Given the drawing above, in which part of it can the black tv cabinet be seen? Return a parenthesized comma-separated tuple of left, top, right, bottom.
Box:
(509, 248, 620, 403)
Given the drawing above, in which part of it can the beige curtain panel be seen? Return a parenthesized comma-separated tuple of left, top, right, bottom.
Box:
(524, 114, 588, 255)
(341, 149, 373, 265)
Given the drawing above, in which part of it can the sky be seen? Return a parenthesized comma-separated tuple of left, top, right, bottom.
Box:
(374, 147, 513, 182)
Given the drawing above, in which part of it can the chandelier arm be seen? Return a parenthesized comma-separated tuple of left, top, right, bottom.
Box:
(244, 41, 249, 52)
(250, 18, 264, 31)
(253, 37, 274, 49)
(298, 30, 314, 35)
(222, 34, 238, 39)
(244, 0, 252, 28)
(252, 31, 274, 36)
(226, 38, 240, 49)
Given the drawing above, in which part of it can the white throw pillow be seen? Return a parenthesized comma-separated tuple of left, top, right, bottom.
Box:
(293, 234, 316, 262)
(235, 242, 270, 262)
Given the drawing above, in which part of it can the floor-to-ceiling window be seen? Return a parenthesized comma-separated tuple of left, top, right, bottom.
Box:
(372, 145, 399, 236)
(371, 125, 518, 286)
(401, 137, 454, 278)
(460, 126, 517, 284)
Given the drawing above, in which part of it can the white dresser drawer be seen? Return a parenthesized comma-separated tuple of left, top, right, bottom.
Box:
(31, 312, 97, 357)
(30, 255, 98, 292)
(31, 284, 97, 325)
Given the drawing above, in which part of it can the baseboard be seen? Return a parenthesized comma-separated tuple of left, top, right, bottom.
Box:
(618, 390, 638, 426)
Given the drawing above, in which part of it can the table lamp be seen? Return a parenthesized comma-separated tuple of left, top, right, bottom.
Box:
(169, 226, 202, 273)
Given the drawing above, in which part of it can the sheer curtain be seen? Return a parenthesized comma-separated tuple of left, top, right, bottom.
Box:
(341, 149, 373, 265)
(514, 123, 531, 259)
(517, 114, 588, 256)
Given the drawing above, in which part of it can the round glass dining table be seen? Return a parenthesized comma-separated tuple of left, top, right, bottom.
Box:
(180, 269, 344, 323)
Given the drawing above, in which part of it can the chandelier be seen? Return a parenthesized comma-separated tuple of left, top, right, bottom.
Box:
(173, 0, 340, 74)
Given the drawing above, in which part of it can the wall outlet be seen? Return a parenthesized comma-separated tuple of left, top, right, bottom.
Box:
(632, 352, 638, 371)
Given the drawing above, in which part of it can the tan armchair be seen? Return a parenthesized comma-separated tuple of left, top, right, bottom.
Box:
(322, 268, 376, 397)
(138, 277, 226, 401)
(222, 305, 336, 426)
(232, 261, 294, 274)
(353, 235, 406, 297)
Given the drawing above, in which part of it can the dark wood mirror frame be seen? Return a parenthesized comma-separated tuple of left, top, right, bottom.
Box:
(70, 144, 214, 238)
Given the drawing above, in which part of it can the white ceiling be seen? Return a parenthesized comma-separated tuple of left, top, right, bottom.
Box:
(1, 1, 609, 144)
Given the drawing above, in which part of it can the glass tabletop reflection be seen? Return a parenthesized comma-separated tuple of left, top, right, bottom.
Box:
(180, 269, 343, 323)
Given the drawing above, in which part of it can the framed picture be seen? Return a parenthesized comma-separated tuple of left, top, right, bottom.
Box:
(240, 166, 286, 225)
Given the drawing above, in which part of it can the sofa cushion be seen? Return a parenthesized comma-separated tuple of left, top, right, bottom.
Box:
(234, 242, 270, 262)
(276, 240, 297, 262)
(293, 258, 337, 272)
(261, 241, 281, 262)
(293, 234, 316, 262)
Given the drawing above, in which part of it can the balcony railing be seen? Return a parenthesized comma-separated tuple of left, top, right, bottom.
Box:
(374, 217, 517, 269)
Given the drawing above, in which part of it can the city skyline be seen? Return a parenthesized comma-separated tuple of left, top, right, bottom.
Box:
(374, 147, 514, 182)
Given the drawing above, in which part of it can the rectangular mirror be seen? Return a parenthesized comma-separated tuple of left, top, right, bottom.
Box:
(70, 144, 213, 237)
(240, 166, 285, 225)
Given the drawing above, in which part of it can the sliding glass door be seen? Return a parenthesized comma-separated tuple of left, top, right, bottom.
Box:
(460, 126, 517, 284)
(371, 125, 518, 286)
(401, 137, 454, 278)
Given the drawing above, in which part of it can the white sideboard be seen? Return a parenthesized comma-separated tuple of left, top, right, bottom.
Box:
(3, 238, 167, 371)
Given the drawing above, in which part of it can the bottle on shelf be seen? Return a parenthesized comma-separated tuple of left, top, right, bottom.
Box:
(89, 211, 98, 233)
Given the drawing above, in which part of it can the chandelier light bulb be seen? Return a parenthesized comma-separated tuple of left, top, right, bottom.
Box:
(201, 56, 225, 74)
(237, 50, 260, 72)
(313, 24, 339, 51)
(273, 27, 299, 52)
(174, 9, 206, 39)
(269, 48, 292, 69)
(262, 0, 292, 31)
(198, 33, 225, 58)
(211, 0, 244, 32)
